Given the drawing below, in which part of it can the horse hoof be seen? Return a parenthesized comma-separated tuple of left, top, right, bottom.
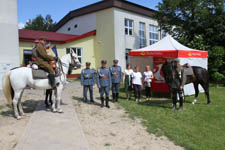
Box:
(57, 109, 63, 113)
(16, 116, 22, 120)
(192, 102, 195, 104)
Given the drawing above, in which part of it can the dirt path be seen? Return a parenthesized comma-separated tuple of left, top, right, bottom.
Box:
(0, 89, 44, 150)
(72, 82, 183, 150)
(0, 81, 183, 150)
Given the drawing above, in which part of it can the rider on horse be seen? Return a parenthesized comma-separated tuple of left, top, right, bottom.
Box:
(34, 37, 58, 88)
(171, 58, 185, 111)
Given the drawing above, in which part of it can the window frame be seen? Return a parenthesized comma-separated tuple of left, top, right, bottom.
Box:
(125, 18, 134, 36)
(139, 22, 146, 48)
(149, 24, 159, 45)
(66, 47, 83, 64)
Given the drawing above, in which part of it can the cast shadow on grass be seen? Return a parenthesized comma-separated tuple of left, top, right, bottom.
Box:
(72, 96, 102, 107)
(138, 99, 172, 109)
(0, 99, 41, 117)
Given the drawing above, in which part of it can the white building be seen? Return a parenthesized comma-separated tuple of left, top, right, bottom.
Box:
(54, 0, 166, 70)
(0, 0, 20, 89)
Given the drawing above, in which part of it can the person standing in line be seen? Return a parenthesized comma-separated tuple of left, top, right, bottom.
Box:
(123, 63, 133, 100)
(97, 60, 112, 108)
(110, 59, 123, 102)
(81, 62, 96, 103)
(143, 65, 154, 100)
(131, 65, 143, 102)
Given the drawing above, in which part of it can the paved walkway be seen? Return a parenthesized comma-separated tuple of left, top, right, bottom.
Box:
(15, 84, 90, 150)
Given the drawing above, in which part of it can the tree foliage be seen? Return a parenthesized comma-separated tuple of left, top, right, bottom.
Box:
(155, 0, 225, 83)
(24, 14, 56, 31)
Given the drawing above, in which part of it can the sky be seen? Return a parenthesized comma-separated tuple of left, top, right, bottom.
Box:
(18, 0, 162, 29)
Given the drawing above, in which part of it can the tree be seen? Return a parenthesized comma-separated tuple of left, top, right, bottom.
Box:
(155, 0, 225, 48)
(155, 0, 225, 82)
(24, 14, 56, 31)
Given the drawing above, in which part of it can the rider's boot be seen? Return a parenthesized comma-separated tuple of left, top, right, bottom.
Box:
(112, 93, 115, 102)
(179, 97, 183, 111)
(115, 93, 119, 102)
(48, 74, 56, 88)
(106, 97, 110, 108)
(101, 97, 104, 108)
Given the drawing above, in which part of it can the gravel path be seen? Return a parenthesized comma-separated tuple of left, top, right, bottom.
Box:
(72, 82, 183, 150)
(0, 81, 183, 150)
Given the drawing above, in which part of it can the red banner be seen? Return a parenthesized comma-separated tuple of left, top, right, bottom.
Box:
(152, 57, 169, 93)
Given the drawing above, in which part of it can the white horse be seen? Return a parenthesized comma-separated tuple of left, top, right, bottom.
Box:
(2, 50, 81, 119)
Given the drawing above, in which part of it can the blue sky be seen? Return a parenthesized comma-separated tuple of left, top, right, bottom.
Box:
(18, 0, 162, 29)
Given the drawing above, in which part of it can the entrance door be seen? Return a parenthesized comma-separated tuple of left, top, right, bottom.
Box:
(23, 49, 32, 66)
(125, 48, 131, 65)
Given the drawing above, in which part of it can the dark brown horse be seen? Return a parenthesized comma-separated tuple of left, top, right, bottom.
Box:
(162, 61, 210, 104)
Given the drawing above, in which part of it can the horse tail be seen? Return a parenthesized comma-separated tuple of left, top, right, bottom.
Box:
(2, 71, 14, 106)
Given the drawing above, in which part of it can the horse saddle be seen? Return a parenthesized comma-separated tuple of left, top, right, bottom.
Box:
(32, 69, 49, 79)
(31, 61, 59, 79)
(183, 63, 194, 76)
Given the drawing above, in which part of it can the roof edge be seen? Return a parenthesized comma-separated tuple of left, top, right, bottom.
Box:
(66, 30, 96, 43)
(53, 0, 157, 31)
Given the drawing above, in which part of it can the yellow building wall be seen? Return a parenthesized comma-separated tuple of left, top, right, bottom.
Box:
(19, 35, 96, 74)
(95, 8, 115, 68)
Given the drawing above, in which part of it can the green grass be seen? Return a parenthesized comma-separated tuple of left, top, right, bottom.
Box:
(118, 86, 225, 150)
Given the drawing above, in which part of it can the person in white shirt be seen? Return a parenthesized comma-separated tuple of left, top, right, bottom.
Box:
(143, 65, 154, 100)
(131, 65, 142, 102)
(123, 63, 133, 100)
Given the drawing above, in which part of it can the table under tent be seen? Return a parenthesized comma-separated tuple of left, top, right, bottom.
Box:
(129, 35, 208, 95)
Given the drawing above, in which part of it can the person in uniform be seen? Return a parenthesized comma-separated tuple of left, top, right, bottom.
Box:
(81, 62, 95, 103)
(34, 37, 57, 88)
(110, 59, 123, 102)
(97, 60, 112, 108)
(170, 58, 185, 111)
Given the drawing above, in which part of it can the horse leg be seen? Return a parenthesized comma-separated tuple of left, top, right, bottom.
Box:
(52, 89, 57, 112)
(192, 83, 199, 104)
(45, 90, 49, 108)
(13, 90, 23, 119)
(18, 89, 25, 116)
(199, 82, 210, 104)
(49, 89, 53, 106)
(56, 85, 63, 113)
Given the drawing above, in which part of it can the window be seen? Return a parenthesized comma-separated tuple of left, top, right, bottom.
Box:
(74, 24, 78, 28)
(125, 48, 131, 64)
(149, 25, 159, 45)
(125, 19, 133, 36)
(67, 27, 71, 31)
(66, 47, 83, 64)
(139, 22, 146, 48)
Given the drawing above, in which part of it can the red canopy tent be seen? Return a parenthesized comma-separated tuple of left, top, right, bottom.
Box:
(129, 35, 208, 95)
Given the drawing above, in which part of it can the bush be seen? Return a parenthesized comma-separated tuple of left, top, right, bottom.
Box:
(212, 72, 225, 87)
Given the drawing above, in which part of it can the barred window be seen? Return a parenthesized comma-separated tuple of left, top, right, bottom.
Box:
(139, 22, 146, 48)
(149, 25, 159, 45)
(125, 19, 133, 36)
(66, 47, 83, 64)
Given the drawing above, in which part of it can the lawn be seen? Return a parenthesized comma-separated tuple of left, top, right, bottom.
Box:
(118, 85, 225, 150)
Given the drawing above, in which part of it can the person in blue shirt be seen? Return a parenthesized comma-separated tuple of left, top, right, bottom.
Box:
(81, 62, 96, 103)
(97, 60, 112, 108)
(110, 59, 123, 102)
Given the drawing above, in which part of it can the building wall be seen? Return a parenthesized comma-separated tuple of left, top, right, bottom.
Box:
(95, 8, 115, 68)
(19, 35, 96, 75)
(0, 0, 20, 89)
(114, 8, 159, 70)
(56, 13, 96, 35)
